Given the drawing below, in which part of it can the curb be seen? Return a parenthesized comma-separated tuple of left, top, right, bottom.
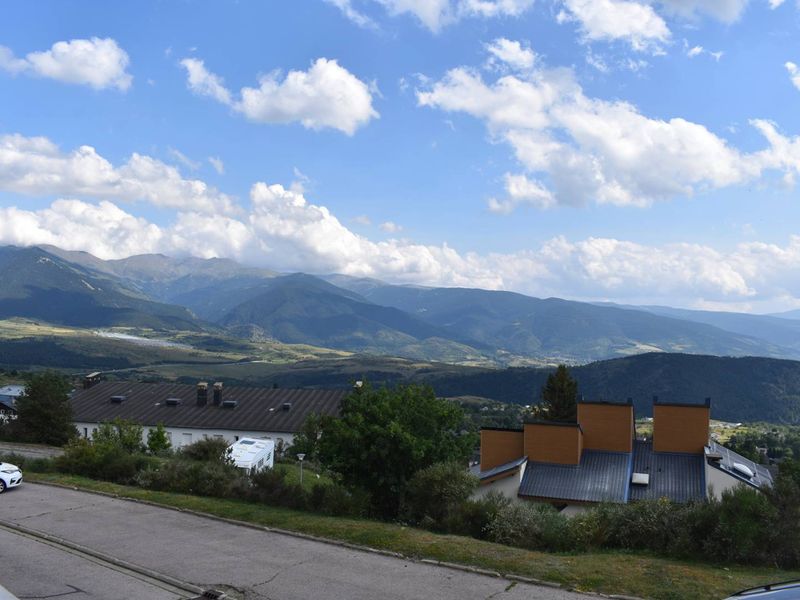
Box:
(0, 518, 204, 597)
(27, 479, 644, 599)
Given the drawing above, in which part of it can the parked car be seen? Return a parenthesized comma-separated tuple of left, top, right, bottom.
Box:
(0, 462, 22, 493)
(724, 580, 800, 599)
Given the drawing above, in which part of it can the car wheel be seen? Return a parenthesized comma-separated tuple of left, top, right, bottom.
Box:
(0, 480, 6, 494)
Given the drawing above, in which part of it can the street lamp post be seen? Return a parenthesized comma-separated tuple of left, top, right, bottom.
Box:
(297, 453, 306, 486)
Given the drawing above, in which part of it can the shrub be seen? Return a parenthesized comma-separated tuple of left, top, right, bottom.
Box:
(249, 467, 307, 510)
(147, 423, 172, 456)
(136, 459, 247, 498)
(307, 482, 367, 517)
(56, 438, 157, 485)
(486, 501, 574, 552)
(93, 419, 145, 454)
(448, 491, 512, 539)
(404, 462, 478, 529)
(0, 452, 56, 473)
(180, 438, 232, 464)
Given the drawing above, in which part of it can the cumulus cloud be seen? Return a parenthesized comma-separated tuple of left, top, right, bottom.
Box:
(180, 57, 378, 135)
(485, 38, 536, 71)
(0, 38, 131, 90)
(6, 190, 800, 309)
(786, 61, 800, 91)
(557, 0, 670, 52)
(0, 133, 236, 214)
(416, 44, 800, 210)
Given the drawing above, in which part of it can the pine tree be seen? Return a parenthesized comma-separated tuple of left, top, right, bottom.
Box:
(12, 372, 76, 445)
(534, 364, 578, 422)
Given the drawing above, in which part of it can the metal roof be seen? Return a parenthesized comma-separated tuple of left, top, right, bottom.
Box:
(629, 440, 705, 503)
(71, 381, 347, 433)
(706, 441, 773, 490)
(478, 456, 527, 481)
(0, 385, 25, 398)
(518, 451, 631, 503)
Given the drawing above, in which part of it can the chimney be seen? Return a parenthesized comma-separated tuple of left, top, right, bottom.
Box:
(83, 372, 101, 389)
(213, 382, 223, 406)
(197, 382, 208, 407)
(652, 397, 711, 454)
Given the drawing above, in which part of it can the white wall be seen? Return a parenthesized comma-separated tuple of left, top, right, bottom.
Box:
(74, 422, 295, 450)
(472, 462, 527, 502)
(705, 461, 747, 500)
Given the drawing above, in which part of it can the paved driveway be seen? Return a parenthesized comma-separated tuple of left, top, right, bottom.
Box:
(0, 484, 591, 600)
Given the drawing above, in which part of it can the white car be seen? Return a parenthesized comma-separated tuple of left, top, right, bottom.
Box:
(0, 462, 22, 493)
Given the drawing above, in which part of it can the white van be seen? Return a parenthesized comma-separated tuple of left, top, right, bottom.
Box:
(229, 438, 275, 474)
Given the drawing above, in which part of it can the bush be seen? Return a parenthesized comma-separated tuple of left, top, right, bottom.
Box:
(56, 438, 157, 485)
(249, 467, 307, 510)
(404, 462, 478, 529)
(136, 459, 248, 499)
(93, 420, 145, 454)
(180, 438, 232, 464)
(448, 491, 512, 539)
(0, 452, 56, 473)
(147, 423, 172, 456)
(486, 501, 574, 552)
(307, 482, 367, 517)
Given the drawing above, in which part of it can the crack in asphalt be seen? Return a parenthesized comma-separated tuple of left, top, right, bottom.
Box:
(18, 584, 84, 599)
(250, 560, 307, 590)
(16, 501, 111, 522)
(485, 581, 517, 600)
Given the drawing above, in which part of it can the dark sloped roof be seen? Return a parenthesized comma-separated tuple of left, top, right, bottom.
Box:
(706, 441, 773, 490)
(478, 456, 527, 481)
(71, 382, 347, 433)
(629, 440, 705, 503)
(518, 451, 631, 503)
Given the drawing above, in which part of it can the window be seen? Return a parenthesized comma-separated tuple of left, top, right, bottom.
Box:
(182, 432, 192, 446)
(214, 434, 224, 440)
(202, 434, 208, 440)
(166, 431, 173, 442)
(234, 435, 240, 441)
(83, 427, 88, 438)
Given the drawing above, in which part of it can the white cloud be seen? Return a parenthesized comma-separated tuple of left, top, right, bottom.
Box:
(416, 45, 797, 211)
(379, 220, 403, 233)
(0, 133, 236, 214)
(485, 38, 536, 71)
(180, 58, 232, 104)
(168, 148, 200, 171)
(353, 214, 372, 226)
(656, 0, 749, 22)
(180, 57, 378, 135)
(558, 0, 670, 52)
(7, 189, 800, 310)
(334, 0, 534, 32)
(786, 61, 800, 91)
(208, 156, 225, 175)
(0, 38, 131, 91)
(325, 0, 379, 28)
(489, 173, 555, 212)
(685, 42, 724, 60)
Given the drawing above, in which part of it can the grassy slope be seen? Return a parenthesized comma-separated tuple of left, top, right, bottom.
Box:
(0, 319, 351, 372)
(26, 473, 800, 600)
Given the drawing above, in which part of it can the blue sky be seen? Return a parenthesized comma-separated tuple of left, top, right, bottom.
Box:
(1, 0, 800, 312)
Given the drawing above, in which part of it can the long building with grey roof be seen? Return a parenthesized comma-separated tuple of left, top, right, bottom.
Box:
(71, 379, 348, 451)
(474, 397, 772, 515)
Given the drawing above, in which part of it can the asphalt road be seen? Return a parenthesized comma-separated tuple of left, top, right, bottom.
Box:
(0, 484, 590, 600)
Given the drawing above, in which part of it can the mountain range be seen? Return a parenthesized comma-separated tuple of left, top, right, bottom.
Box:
(3, 244, 800, 366)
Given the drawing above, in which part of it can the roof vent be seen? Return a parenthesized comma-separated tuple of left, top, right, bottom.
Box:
(282, 402, 292, 411)
(631, 472, 650, 486)
(733, 462, 754, 478)
(222, 399, 238, 409)
(165, 397, 181, 406)
(109, 395, 126, 404)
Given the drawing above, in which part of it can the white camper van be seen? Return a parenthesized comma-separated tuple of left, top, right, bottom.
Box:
(229, 438, 275, 474)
